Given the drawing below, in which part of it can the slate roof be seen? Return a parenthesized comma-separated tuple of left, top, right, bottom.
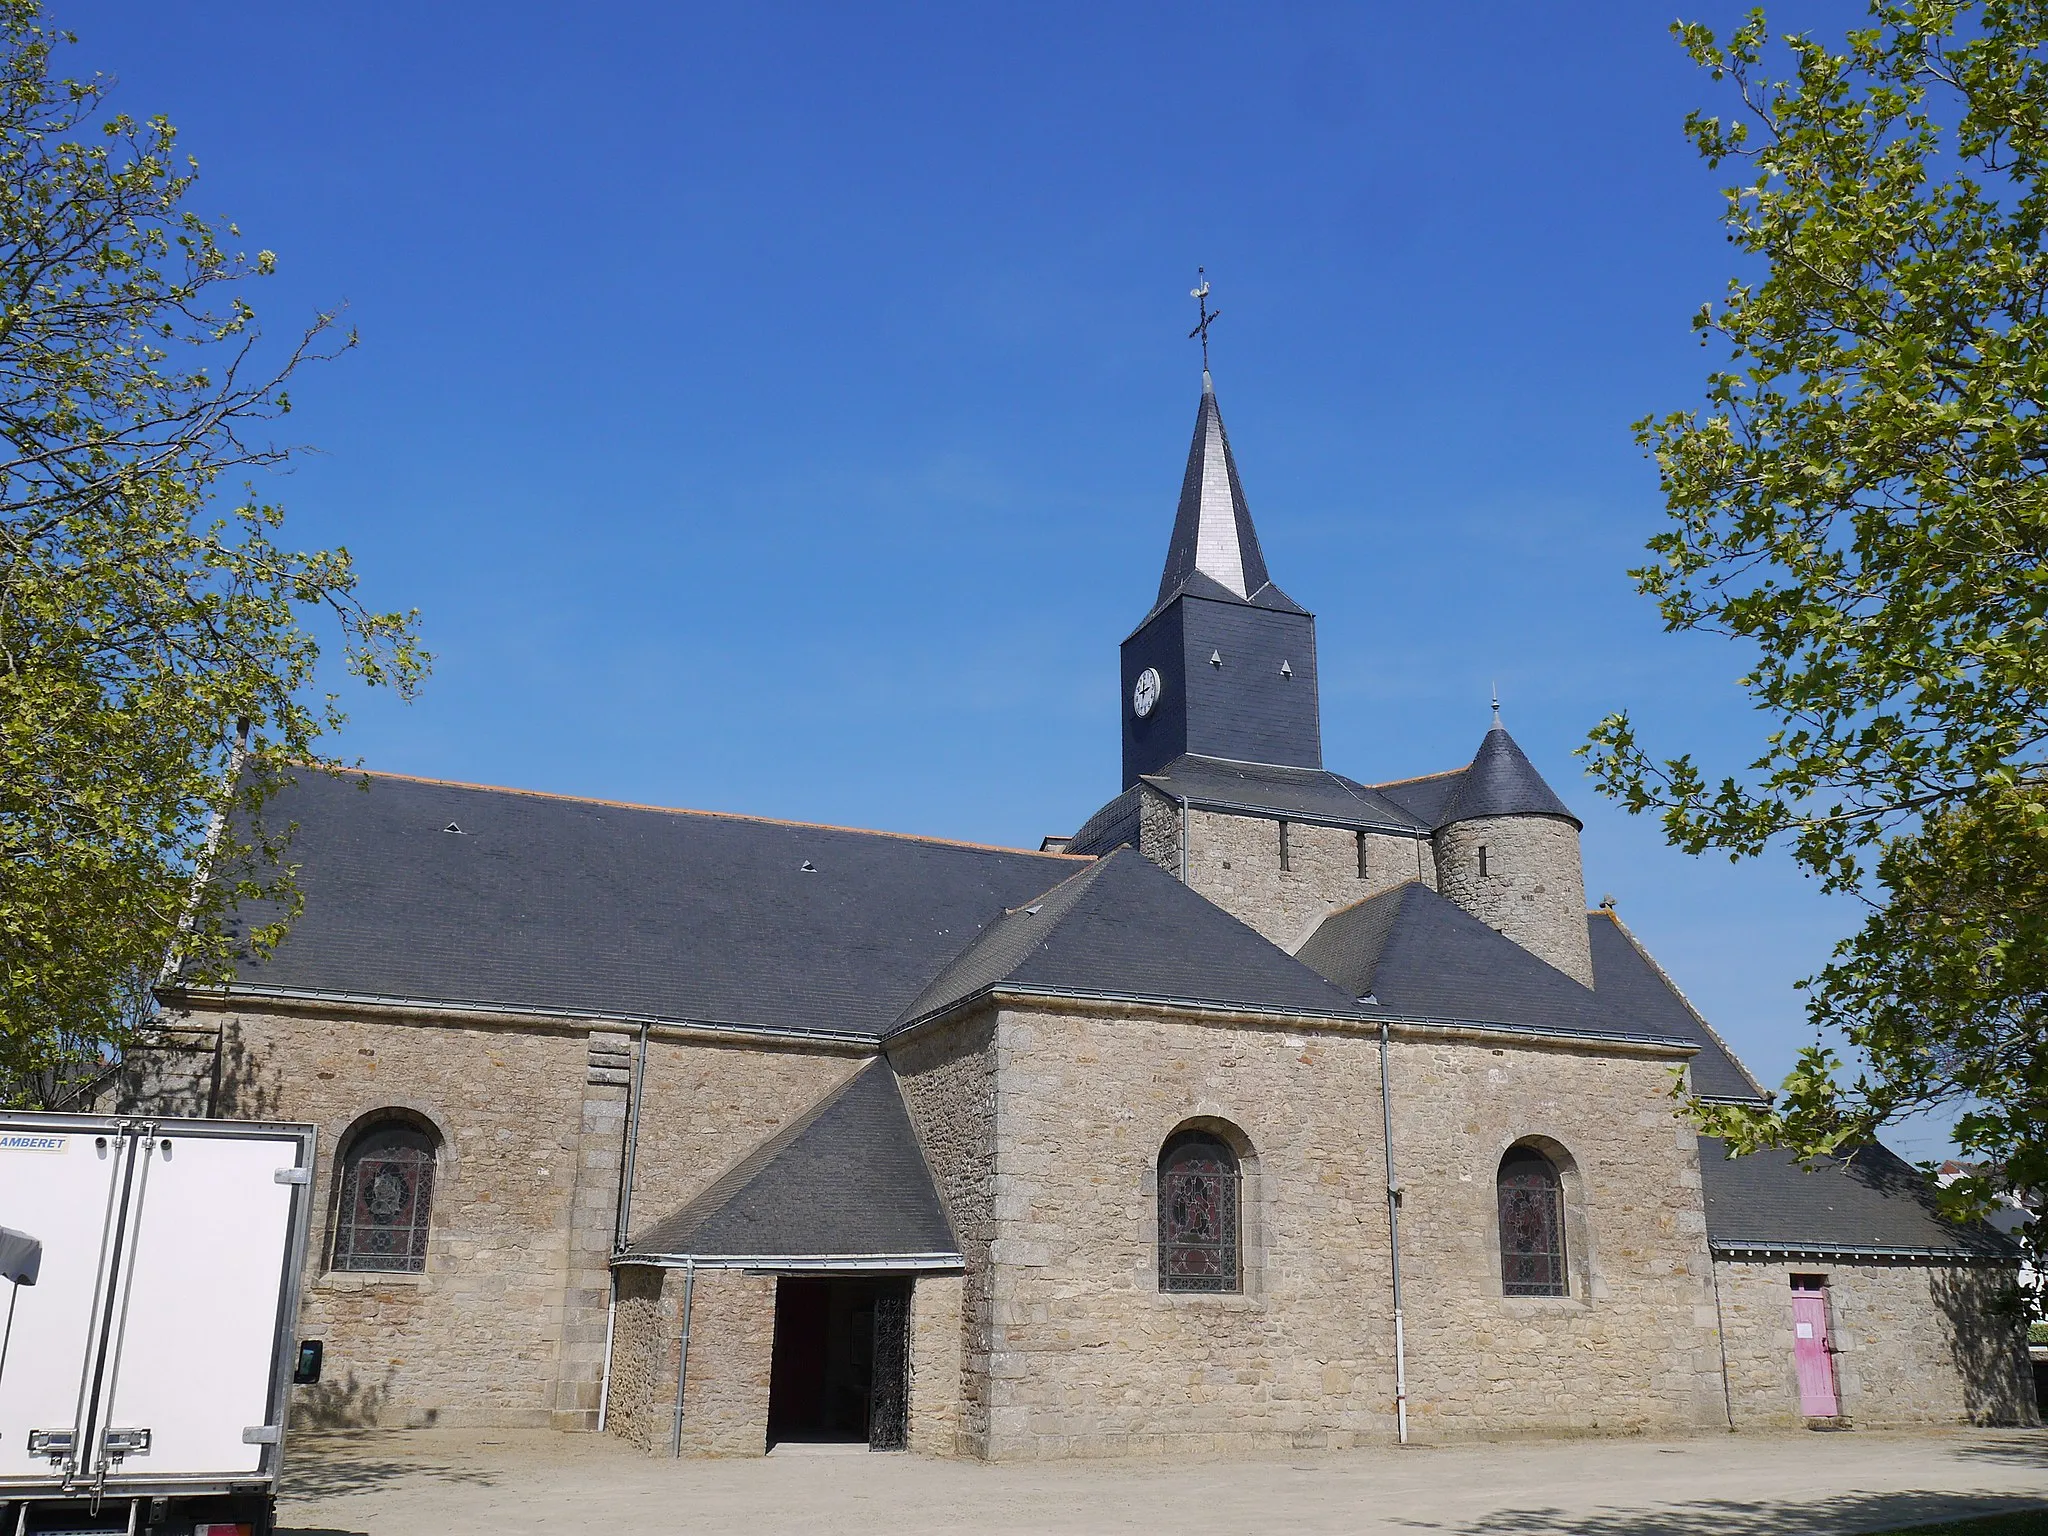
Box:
(211, 769, 2007, 1267)
(894, 847, 1368, 1030)
(1155, 567, 1306, 617)
(1297, 882, 1675, 1043)
(1438, 723, 1580, 828)
(1587, 915, 2006, 1257)
(1067, 786, 1143, 859)
(1370, 769, 1466, 830)
(206, 770, 1082, 1039)
(1585, 910, 1764, 1101)
(624, 1060, 957, 1260)
(1701, 1137, 2019, 1259)
(1136, 755, 1427, 834)
(1294, 888, 1777, 1082)
(1149, 373, 1304, 620)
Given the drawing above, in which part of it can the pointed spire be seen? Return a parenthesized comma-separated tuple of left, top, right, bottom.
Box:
(1440, 707, 1581, 829)
(1156, 373, 1279, 606)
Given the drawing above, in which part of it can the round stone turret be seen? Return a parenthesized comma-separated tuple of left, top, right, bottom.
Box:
(1430, 721, 1594, 987)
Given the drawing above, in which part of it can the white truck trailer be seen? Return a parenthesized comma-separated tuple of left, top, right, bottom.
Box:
(0, 1112, 322, 1536)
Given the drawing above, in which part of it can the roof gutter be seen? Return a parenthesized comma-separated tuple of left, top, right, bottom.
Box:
(167, 984, 879, 1052)
(885, 983, 1700, 1058)
(181, 983, 1700, 1064)
(1711, 1241, 2016, 1264)
(615, 1251, 965, 1273)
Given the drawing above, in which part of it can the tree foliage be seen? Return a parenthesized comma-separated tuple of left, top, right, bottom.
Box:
(1586, 1, 2048, 1211)
(0, 3, 425, 1103)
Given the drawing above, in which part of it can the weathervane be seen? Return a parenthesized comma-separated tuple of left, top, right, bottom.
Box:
(1189, 267, 1220, 371)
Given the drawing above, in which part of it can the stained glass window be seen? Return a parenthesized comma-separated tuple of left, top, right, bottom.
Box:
(334, 1122, 436, 1273)
(1498, 1146, 1566, 1296)
(1159, 1131, 1240, 1293)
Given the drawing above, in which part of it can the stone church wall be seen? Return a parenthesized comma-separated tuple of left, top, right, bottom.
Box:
(103, 1019, 221, 1117)
(1180, 809, 1434, 953)
(890, 1012, 1001, 1456)
(604, 1264, 777, 1456)
(1135, 783, 1182, 873)
(963, 1002, 1723, 1459)
(175, 1003, 591, 1429)
(909, 1273, 967, 1455)
(1432, 814, 1594, 986)
(588, 1032, 858, 1435)
(161, 1002, 866, 1434)
(668, 1268, 778, 1456)
(1714, 1258, 2035, 1428)
(1387, 1032, 1726, 1437)
(603, 1264, 671, 1452)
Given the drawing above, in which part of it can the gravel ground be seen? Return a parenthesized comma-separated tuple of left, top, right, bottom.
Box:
(275, 1425, 2048, 1536)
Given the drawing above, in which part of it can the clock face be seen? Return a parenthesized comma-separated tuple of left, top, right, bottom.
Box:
(1132, 667, 1162, 720)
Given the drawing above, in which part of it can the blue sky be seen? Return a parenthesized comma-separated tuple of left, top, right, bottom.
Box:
(74, 1, 1944, 1150)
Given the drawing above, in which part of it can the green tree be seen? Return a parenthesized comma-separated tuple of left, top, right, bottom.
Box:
(0, 4, 426, 1104)
(1587, 1, 2048, 1213)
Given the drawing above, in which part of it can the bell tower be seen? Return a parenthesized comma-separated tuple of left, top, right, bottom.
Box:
(1120, 368, 1321, 786)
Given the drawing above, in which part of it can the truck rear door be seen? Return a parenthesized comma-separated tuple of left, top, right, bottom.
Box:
(0, 1123, 129, 1485)
(92, 1125, 309, 1481)
(0, 1117, 314, 1494)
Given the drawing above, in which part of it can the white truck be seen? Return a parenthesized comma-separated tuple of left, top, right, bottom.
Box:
(0, 1112, 322, 1536)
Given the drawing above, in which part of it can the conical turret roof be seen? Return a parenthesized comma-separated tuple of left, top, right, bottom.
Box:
(1439, 718, 1580, 828)
(1155, 372, 1300, 613)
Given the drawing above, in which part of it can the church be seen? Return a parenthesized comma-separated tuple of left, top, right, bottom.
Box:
(129, 367, 2031, 1458)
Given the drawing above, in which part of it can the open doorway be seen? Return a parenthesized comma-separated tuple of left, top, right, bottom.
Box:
(767, 1276, 909, 1450)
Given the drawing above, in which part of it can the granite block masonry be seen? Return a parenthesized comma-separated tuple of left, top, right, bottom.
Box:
(129, 361, 2027, 1459)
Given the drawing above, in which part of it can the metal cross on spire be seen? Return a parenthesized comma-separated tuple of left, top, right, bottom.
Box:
(1188, 267, 1220, 371)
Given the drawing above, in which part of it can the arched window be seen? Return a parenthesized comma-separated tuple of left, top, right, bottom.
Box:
(1158, 1130, 1240, 1293)
(333, 1119, 437, 1273)
(1497, 1145, 1566, 1296)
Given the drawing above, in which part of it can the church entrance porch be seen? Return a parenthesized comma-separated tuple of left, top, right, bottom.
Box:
(767, 1276, 910, 1451)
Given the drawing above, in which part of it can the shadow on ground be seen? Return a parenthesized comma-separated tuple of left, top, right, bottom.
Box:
(1955, 1437, 2048, 1467)
(1391, 1491, 2048, 1535)
(281, 1432, 500, 1502)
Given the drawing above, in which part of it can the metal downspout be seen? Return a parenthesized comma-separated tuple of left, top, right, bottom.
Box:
(618, 1023, 650, 1250)
(670, 1260, 697, 1458)
(1379, 1021, 1409, 1444)
(1708, 1253, 1737, 1431)
(1178, 795, 1190, 883)
(595, 1275, 618, 1434)
(598, 1021, 649, 1434)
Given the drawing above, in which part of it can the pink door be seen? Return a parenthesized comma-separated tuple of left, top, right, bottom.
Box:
(1792, 1290, 1839, 1416)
